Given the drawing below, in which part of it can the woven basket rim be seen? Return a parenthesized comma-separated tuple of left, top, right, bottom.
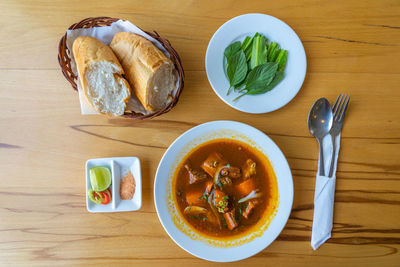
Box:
(58, 16, 184, 120)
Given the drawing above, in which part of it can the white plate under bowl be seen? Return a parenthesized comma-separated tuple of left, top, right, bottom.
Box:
(205, 13, 307, 114)
(86, 157, 142, 212)
(154, 121, 293, 262)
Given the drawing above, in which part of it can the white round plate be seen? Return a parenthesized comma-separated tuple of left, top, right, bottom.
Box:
(205, 13, 307, 114)
(154, 121, 293, 262)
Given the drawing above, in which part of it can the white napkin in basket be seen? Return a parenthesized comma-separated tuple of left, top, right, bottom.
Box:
(311, 133, 341, 250)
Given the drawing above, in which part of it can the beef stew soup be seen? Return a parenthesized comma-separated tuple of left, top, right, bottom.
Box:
(173, 138, 278, 238)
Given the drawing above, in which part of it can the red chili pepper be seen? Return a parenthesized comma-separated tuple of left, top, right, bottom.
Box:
(93, 191, 102, 199)
(101, 188, 112, 205)
(88, 189, 104, 204)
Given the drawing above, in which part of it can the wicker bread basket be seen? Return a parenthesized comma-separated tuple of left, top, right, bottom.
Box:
(58, 17, 184, 120)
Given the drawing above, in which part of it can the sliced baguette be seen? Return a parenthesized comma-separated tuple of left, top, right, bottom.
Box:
(110, 32, 177, 112)
(72, 36, 131, 116)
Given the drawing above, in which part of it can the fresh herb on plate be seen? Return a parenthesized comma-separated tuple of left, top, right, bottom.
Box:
(241, 36, 252, 52)
(245, 62, 278, 91)
(224, 41, 241, 61)
(235, 71, 285, 101)
(226, 50, 247, 95)
(267, 42, 279, 62)
(223, 32, 288, 100)
(249, 34, 268, 70)
(276, 50, 288, 72)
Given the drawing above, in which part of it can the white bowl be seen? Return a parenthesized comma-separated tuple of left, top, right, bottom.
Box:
(86, 157, 142, 212)
(205, 13, 307, 114)
(154, 121, 293, 262)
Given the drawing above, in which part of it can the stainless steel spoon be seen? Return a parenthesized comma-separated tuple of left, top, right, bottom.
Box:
(308, 98, 333, 176)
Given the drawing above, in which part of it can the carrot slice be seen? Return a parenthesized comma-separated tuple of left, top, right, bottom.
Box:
(223, 210, 238, 230)
(236, 179, 256, 197)
(186, 179, 214, 206)
(186, 189, 206, 206)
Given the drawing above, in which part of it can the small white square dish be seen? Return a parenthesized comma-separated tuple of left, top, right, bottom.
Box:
(86, 157, 142, 213)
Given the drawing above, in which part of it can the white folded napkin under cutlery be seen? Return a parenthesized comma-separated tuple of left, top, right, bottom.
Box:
(311, 133, 341, 250)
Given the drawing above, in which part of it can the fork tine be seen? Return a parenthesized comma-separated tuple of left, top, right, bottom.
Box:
(339, 94, 350, 121)
(334, 94, 345, 120)
(336, 94, 346, 118)
(332, 94, 342, 115)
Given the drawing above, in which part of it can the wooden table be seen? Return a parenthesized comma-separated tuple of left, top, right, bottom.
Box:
(1, 0, 399, 265)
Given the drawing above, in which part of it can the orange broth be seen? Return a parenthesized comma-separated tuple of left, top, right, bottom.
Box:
(173, 138, 278, 239)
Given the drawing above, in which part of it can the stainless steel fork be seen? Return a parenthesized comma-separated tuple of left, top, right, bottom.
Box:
(328, 94, 350, 177)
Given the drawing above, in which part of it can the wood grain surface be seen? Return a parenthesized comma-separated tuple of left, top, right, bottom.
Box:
(1, 0, 399, 266)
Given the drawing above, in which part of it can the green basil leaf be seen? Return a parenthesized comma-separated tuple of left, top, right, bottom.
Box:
(249, 35, 268, 70)
(245, 62, 278, 91)
(224, 41, 241, 62)
(227, 50, 247, 88)
(234, 74, 248, 90)
(247, 71, 284, 95)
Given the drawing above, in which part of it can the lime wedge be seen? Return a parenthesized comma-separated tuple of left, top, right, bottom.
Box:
(89, 166, 111, 191)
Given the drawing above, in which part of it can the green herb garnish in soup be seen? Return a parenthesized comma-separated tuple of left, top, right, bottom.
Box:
(223, 32, 288, 101)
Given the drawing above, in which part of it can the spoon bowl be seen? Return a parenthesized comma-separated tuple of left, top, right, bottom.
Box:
(308, 98, 333, 176)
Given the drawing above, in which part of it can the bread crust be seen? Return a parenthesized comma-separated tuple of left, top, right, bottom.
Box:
(72, 36, 130, 115)
(110, 32, 174, 111)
